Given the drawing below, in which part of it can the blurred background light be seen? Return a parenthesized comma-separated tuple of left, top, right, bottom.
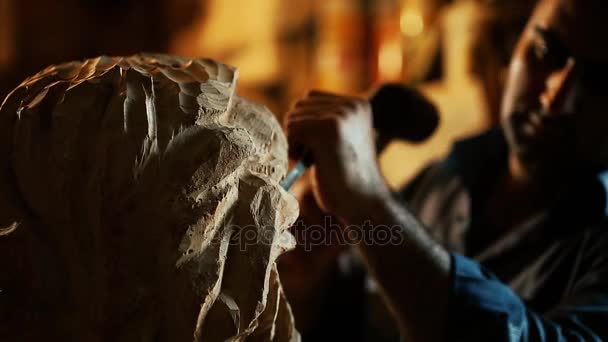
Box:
(400, 9, 424, 37)
(0, 0, 534, 188)
(378, 39, 403, 81)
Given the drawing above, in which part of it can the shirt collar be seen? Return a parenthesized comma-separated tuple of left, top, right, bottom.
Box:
(443, 127, 508, 196)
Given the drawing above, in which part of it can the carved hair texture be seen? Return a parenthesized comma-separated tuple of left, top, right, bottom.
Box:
(0, 54, 299, 341)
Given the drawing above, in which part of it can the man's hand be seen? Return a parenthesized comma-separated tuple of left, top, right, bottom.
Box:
(285, 90, 391, 221)
(286, 90, 451, 342)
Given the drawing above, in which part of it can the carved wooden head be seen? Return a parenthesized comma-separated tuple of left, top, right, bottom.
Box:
(0, 54, 299, 342)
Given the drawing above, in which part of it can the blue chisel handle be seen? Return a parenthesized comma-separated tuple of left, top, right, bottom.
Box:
(280, 152, 313, 190)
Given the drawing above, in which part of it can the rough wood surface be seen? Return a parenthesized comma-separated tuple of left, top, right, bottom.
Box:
(0, 54, 299, 341)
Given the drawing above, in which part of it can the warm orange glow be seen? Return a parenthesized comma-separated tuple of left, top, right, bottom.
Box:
(317, 45, 341, 71)
(171, 0, 280, 83)
(400, 9, 424, 37)
(378, 39, 403, 81)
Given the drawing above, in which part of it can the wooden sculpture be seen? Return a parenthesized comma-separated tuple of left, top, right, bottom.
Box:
(0, 54, 299, 341)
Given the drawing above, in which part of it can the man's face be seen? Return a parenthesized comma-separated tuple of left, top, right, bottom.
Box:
(501, 0, 608, 177)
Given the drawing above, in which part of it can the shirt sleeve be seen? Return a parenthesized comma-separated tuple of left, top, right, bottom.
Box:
(448, 253, 608, 341)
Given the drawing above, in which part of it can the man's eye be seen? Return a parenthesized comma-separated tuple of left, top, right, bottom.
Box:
(533, 40, 549, 61)
(532, 42, 568, 71)
(532, 28, 569, 70)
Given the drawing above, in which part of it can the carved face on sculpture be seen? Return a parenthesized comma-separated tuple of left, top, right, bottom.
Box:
(0, 55, 299, 341)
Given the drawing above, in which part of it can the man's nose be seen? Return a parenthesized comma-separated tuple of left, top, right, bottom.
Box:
(540, 58, 578, 114)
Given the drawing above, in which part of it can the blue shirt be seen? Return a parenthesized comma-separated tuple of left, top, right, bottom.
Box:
(450, 251, 608, 340)
(402, 128, 608, 341)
